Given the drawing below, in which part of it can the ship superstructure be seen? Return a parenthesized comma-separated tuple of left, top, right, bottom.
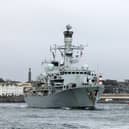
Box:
(24, 25, 104, 109)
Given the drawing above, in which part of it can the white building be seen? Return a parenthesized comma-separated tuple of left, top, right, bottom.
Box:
(0, 82, 32, 96)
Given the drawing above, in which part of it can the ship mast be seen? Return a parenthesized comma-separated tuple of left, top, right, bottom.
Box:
(63, 25, 73, 67)
(50, 25, 84, 67)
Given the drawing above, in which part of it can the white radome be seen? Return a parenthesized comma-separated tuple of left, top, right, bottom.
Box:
(44, 64, 54, 72)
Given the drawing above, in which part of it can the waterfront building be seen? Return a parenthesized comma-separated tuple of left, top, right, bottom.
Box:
(0, 82, 32, 96)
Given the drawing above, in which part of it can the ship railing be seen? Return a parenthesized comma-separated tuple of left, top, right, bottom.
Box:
(53, 44, 84, 50)
(82, 82, 98, 87)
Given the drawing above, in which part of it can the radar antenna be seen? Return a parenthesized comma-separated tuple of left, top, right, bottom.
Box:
(66, 24, 72, 31)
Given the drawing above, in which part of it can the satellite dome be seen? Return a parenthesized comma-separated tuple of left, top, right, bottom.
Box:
(44, 63, 54, 72)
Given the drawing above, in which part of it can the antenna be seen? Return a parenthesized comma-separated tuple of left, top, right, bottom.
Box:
(66, 24, 72, 31)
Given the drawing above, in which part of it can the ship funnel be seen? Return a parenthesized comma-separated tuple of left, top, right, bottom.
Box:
(63, 25, 73, 48)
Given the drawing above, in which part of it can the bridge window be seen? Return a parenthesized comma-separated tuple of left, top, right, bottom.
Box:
(88, 71, 91, 75)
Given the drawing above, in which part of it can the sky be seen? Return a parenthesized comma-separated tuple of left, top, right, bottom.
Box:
(0, 0, 129, 81)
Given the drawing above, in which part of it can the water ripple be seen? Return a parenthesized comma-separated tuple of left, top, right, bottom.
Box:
(0, 103, 129, 129)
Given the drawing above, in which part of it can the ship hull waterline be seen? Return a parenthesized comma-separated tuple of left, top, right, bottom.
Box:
(24, 86, 104, 109)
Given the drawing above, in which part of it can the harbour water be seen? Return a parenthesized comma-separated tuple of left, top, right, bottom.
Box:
(0, 103, 129, 129)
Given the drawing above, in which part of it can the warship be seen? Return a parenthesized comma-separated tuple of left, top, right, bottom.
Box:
(24, 25, 104, 109)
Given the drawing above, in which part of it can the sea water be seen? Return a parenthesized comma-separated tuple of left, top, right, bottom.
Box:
(0, 103, 129, 129)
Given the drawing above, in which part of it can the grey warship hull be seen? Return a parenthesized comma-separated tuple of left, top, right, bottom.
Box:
(24, 86, 104, 109)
